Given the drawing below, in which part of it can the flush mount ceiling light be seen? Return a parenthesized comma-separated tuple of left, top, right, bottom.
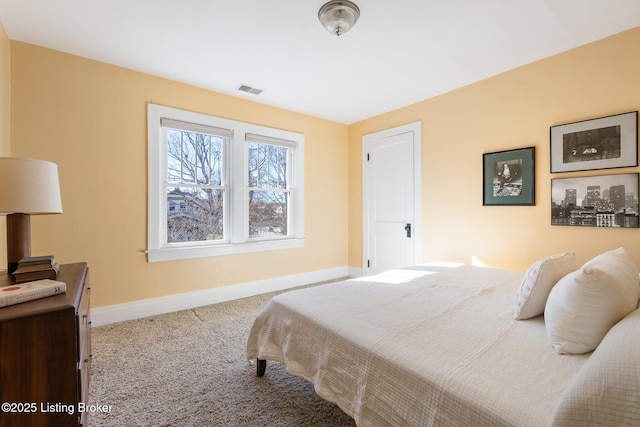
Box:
(318, 0, 360, 36)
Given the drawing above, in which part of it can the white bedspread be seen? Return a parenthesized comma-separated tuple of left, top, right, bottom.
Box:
(247, 264, 590, 426)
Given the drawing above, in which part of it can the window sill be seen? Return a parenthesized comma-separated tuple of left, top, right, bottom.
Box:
(146, 238, 305, 263)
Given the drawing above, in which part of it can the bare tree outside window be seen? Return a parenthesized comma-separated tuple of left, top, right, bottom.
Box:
(148, 104, 304, 262)
(248, 141, 290, 238)
(166, 129, 225, 243)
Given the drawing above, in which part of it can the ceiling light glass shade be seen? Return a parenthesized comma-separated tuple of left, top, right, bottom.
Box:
(318, 1, 360, 36)
(0, 157, 63, 214)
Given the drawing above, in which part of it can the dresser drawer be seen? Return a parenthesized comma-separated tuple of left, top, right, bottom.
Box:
(76, 281, 91, 363)
(78, 359, 90, 427)
(77, 313, 91, 398)
(78, 350, 91, 426)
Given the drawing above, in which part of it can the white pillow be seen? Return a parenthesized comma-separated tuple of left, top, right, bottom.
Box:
(545, 247, 640, 355)
(551, 307, 640, 425)
(513, 252, 576, 320)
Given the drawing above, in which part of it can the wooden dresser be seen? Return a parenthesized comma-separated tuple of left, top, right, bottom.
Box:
(0, 263, 90, 427)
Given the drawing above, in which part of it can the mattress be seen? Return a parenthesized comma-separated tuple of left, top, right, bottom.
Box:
(247, 264, 591, 426)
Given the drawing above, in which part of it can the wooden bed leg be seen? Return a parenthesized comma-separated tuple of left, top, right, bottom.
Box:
(256, 358, 266, 377)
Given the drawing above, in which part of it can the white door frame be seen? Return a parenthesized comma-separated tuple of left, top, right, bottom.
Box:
(362, 121, 422, 275)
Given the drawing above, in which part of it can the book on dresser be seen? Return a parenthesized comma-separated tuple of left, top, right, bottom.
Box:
(17, 255, 56, 266)
(12, 255, 60, 283)
(0, 279, 67, 307)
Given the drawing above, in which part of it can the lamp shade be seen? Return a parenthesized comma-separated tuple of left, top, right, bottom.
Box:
(0, 157, 63, 214)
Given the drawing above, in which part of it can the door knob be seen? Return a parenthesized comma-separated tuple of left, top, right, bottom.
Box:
(404, 223, 412, 238)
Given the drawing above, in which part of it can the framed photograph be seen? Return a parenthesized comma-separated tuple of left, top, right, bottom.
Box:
(483, 147, 535, 206)
(550, 111, 638, 173)
(551, 173, 639, 228)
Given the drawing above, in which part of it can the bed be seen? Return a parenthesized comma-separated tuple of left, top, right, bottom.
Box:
(247, 249, 640, 426)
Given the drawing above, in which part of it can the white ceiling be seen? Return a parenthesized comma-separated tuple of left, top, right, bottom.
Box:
(0, 0, 639, 124)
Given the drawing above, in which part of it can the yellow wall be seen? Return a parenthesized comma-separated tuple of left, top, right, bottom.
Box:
(10, 42, 349, 308)
(0, 24, 9, 155)
(0, 23, 11, 265)
(349, 27, 640, 271)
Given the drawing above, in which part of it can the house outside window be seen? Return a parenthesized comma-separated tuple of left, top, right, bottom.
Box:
(147, 104, 304, 262)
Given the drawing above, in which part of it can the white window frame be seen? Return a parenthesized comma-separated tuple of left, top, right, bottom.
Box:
(246, 133, 296, 241)
(147, 104, 304, 262)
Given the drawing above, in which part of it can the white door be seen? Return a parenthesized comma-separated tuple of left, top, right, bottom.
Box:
(363, 122, 421, 276)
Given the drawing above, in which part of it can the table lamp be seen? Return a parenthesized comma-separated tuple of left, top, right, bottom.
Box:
(0, 157, 63, 274)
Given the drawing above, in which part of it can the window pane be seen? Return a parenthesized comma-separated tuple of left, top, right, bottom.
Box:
(167, 187, 224, 243)
(272, 145, 288, 188)
(195, 134, 210, 185)
(167, 129, 182, 183)
(248, 143, 258, 187)
(249, 190, 288, 238)
(181, 132, 197, 183)
(248, 142, 288, 189)
(195, 134, 223, 186)
(167, 130, 224, 186)
(209, 137, 223, 186)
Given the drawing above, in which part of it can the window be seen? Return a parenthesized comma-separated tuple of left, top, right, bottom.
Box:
(247, 134, 294, 240)
(164, 119, 228, 244)
(147, 104, 304, 262)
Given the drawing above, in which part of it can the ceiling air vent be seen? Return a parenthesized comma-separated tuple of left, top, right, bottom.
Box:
(237, 84, 263, 95)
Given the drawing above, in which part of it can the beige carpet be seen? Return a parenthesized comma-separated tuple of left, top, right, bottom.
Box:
(88, 286, 356, 426)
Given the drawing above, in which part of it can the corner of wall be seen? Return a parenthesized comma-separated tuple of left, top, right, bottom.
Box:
(0, 22, 11, 270)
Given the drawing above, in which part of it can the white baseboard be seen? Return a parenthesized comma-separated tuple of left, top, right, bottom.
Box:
(91, 266, 354, 327)
(348, 266, 363, 278)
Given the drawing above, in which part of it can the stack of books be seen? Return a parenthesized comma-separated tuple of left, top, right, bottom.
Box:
(12, 255, 60, 284)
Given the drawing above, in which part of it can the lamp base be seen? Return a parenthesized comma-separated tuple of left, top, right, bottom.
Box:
(7, 213, 31, 275)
